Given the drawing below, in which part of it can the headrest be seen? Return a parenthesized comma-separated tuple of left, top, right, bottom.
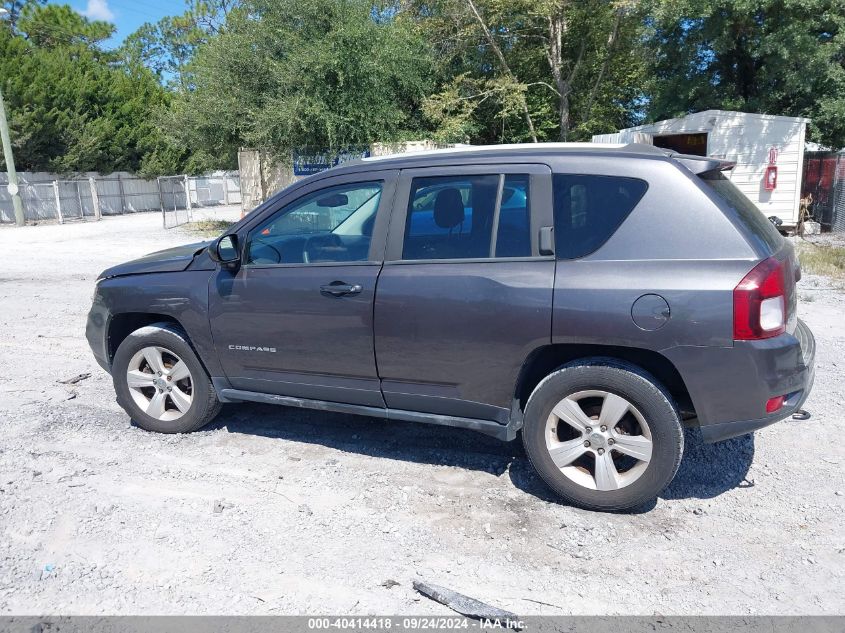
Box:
(361, 213, 375, 236)
(433, 188, 465, 229)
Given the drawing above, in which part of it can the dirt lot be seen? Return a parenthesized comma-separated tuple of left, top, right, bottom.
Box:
(0, 212, 843, 616)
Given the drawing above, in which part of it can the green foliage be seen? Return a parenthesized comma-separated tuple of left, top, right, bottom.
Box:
(645, 0, 845, 148)
(161, 0, 436, 164)
(1, 0, 46, 30)
(409, 0, 647, 143)
(122, 18, 202, 88)
(2, 0, 845, 176)
(121, 1, 237, 90)
(0, 3, 172, 174)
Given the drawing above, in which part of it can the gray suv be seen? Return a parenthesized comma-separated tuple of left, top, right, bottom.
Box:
(86, 143, 815, 511)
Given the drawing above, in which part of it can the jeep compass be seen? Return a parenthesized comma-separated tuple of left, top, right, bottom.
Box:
(87, 143, 815, 511)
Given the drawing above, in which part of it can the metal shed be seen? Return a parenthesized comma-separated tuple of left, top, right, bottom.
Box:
(593, 110, 810, 227)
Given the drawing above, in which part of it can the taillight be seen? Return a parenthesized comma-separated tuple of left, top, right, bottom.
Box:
(733, 257, 786, 340)
(766, 395, 785, 413)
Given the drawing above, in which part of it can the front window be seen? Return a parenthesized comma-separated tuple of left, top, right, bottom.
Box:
(247, 182, 382, 265)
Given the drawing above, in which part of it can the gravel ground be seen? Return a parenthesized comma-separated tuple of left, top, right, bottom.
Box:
(0, 212, 843, 616)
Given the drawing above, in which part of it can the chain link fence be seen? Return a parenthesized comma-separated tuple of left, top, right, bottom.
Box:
(159, 176, 191, 229)
(832, 159, 845, 233)
(0, 171, 241, 226)
(802, 151, 845, 232)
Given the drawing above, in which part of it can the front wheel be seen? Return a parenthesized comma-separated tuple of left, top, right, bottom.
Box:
(522, 359, 683, 512)
(112, 323, 222, 433)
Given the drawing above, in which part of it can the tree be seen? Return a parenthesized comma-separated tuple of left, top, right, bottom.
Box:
(645, 0, 845, 148)
(122, 19, 203, 88)
(161, 0, 436, 169)
(409, 0, 647, 143)
(1, 0, 45, 30)
(0, 3, 172, 173)
(122, 0, 239, 90)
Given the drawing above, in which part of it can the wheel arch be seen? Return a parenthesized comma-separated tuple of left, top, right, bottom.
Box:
(107, 312, 185, 364)
(513, 344, 696, 427)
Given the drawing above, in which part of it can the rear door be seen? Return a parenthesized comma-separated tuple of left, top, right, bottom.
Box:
(209, 170, 397, 407)
(374, 164, 555, 424)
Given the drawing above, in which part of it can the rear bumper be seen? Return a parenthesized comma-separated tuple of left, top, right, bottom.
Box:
(666, 319, 816, 443)
(700, 319, 815, 443)
(698, 379, 813, 442)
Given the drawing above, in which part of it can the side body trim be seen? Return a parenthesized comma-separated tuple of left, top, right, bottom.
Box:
(217, 388, 515, 440)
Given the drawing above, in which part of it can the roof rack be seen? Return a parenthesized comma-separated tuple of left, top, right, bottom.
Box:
(359, 141, 665, 163)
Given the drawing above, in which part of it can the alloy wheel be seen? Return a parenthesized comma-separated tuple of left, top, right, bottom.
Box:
(125, 346, 194, 421)
(544, 389, 653, 491)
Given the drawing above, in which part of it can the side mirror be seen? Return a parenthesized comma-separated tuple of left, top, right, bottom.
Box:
(209, 234, 240, 269)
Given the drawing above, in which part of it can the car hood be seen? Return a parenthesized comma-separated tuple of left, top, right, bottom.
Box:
(99, 242, 211, 279)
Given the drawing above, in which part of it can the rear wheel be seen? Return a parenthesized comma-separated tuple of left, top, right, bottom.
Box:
(112, 323, 221, 433)
(522, 358, 683, 511)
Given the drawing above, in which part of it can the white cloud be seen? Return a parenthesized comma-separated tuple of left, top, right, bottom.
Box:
(81, 0, 115, 22)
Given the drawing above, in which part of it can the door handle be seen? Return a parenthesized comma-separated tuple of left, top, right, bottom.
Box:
(539, 226, 555, 256)
(320, 281, 363, 297)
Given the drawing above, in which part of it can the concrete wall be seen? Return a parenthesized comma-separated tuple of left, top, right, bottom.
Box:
(238, 141, 458, 216)
(237, 150, 296, 216)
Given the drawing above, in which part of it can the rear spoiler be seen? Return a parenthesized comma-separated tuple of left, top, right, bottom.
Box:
(669, 152, 736, 175)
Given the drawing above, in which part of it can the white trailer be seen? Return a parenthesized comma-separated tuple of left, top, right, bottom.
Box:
(593, 110, 809, 227)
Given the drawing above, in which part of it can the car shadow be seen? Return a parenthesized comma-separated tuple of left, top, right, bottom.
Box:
(661, 427, 756, 500)
(206, 404, 755, 510)
(206, 403, 519, 475)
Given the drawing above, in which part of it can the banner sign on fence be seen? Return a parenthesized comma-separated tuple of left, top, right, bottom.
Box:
(292, 147, 370, 176)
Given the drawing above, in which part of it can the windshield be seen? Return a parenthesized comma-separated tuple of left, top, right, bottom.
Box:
(699, 171, 783, 252)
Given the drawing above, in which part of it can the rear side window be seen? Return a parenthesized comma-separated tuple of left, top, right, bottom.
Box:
(403, 174, 532, 260)
(553, 174, 648, 259)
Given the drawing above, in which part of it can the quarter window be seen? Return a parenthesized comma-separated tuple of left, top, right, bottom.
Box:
(402, 174, 532, 260)
(553, 174, 648, 259)
(247, 182, 382, 265)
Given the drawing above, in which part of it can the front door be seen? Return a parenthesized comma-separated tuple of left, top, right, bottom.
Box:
(374, 164, 555, 424)
(209, 171, 397, 407)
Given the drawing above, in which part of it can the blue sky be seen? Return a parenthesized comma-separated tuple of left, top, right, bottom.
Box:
(64, 0, 182, 48)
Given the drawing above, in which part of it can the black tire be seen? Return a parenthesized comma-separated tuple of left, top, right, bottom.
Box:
(112, 323, 222, 433)
(522, 358, 683, 512)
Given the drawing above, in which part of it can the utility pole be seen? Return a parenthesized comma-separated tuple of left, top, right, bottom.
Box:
(0, 8, 24, 226)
